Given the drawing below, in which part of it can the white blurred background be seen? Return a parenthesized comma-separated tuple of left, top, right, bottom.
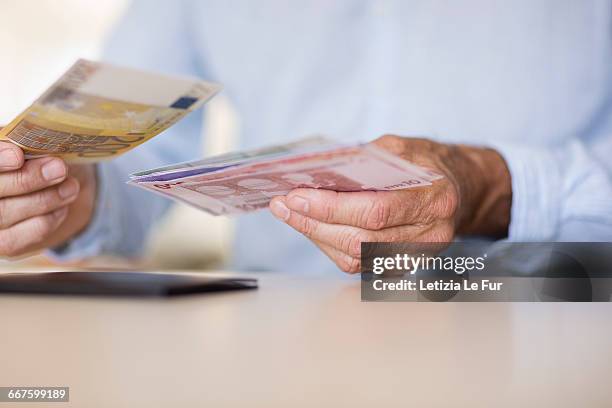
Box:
(0, 0, 236, 270)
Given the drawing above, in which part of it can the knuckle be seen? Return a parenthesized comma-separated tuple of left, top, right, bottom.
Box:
(32, 190, 53, 212)
(0, 143, 23, 166)
(422, 193, 438, 222)
(378, 134, 401, 143)
(31, 215, 55, 240)
(361, 199, 392, 230)
(337, 229, 355, 255)
(434, 183, 459, 219)
(322, 199, 335, 223)
(427, 224, 455, 243)
(372, 134, 403, 153)
(298, 216, 318, 238)
(346, 257, 361, 274)
(13, 168, 36, 192)
(338, 229, 369, 258)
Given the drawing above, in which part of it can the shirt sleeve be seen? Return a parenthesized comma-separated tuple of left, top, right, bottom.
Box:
(490, 129, 612, 242)
(49, 0, 206, 261)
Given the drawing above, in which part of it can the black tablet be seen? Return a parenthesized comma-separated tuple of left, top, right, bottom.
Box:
(0, 271, 257, 297)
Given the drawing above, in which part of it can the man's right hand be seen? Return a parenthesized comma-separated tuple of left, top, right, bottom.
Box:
(0, 141, 97, 258)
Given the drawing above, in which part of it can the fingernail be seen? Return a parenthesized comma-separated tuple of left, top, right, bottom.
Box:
(270, 200, 290, 221)
(58, 179, 79, 199)
(287, 195, 310, 214)
(41, 159, 66, 181)
(0, 148, 20, 168)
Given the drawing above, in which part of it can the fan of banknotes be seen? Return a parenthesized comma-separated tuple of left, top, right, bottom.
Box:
(0, 58, 443, 217)
(129, 137, 443, 216)
(0, 59, 221, 162)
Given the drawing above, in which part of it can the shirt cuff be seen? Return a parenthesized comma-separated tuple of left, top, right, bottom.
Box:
(487, 142, 562, 241)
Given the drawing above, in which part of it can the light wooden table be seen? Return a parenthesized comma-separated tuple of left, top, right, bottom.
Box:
(0, 271, 611, 407)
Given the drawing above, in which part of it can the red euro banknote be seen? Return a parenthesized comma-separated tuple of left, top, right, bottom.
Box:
(129, 139, 443, 216)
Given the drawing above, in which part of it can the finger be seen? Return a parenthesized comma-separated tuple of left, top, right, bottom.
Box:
(283, 187, 438, 230)
(0, 141, 24, 172)
(0, 207, 68, 258)
(270, 196, 427, 258)
(312, 240, 361, 274)
(0, 177, 80, 229)
(0, 157, 68, 197)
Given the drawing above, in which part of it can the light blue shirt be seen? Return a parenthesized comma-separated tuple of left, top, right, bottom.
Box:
(55, 0, 612, 273)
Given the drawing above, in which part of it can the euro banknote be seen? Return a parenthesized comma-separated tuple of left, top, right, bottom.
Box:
(131, 135, 335, 179)
(0, 59, 221, 163)
(129, 138, 443, 216)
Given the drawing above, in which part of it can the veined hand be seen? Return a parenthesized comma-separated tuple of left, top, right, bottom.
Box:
(270, 135, 512, 273)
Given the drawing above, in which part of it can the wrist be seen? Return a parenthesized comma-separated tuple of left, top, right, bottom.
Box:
(48, 164, 98, 250)
(453, 145, 512, 237)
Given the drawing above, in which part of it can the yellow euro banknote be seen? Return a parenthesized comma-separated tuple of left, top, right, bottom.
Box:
(0, 59, 221, 163)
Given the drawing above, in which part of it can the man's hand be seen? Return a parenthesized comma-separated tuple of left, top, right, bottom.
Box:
(0, 141, 97, 258)
(269, 135, 512, 273)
